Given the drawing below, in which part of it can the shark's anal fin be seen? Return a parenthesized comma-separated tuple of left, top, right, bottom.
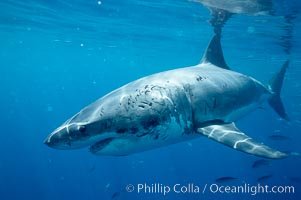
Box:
(201, 34, 230, 70)
(197, 123, 287, 159)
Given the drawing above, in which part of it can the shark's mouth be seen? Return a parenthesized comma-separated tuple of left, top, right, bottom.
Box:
(89, 138, 114, 153)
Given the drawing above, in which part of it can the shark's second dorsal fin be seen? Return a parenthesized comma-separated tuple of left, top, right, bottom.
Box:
(201, 34, 230, 70)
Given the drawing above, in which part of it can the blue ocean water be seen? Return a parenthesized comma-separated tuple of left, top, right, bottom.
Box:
(0, 0, 301, 200)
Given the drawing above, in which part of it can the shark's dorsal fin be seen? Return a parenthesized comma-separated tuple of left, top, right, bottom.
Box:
(201, 34, 230, 70)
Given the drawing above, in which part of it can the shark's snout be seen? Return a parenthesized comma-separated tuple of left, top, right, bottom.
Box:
(45, 122, 99, 150)
(44, 125, 72, 149)
(44, 133, 62, 148)
(44, 136, 51, 146)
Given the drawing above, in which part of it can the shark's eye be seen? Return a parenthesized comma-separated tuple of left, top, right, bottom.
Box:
(78, 125, 86, 133)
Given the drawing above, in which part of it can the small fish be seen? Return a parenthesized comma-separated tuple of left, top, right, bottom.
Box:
(88, 165, 96, 173)
(257, 175, 273, 182)
(111, 191, 121, 199)
(289, 177, 301, 184)
(216, 176, 238, 183)
(252, 159, 271, 168)
(295, 120, 301, 124)
(105, 183, 111, 190)
(187, 142, 193, 147)
(268, 135, 291, 141)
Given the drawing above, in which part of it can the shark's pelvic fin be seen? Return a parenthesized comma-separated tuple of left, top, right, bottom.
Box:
(201, 34, 230, 70)
(268, 60, 289, 120)
(197, 123, 288, 159)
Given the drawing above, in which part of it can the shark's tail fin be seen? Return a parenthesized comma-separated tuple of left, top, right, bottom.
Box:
(268, 60, 289, 120)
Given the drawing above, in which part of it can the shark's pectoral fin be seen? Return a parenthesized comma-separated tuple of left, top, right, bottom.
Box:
(197, 123, 287, 159)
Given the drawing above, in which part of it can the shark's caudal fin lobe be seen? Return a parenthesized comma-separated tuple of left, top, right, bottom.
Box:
(201, 34, 230, 70)
(268, 60, 289, 120)
(197, 123, 288, 159)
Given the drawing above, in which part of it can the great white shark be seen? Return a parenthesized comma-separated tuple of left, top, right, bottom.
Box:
(45, 34, 290, 159)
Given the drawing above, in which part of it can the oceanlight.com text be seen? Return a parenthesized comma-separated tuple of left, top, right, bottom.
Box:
(208, 183, 295, 195)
